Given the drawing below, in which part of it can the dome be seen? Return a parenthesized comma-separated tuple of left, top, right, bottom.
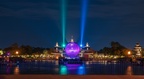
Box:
(65, 42, 80, 58)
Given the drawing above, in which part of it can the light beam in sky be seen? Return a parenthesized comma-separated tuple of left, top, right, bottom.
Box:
(80, 0, 88, 47)
(61, 0, 67, 47)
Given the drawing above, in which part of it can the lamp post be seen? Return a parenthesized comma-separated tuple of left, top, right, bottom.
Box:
(128, 51, 132, 59)
(128, 51, 131, 55)
(16, 51, 19, 57)
(16, 51, 19, 55)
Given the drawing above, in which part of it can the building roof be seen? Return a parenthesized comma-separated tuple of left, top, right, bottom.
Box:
(84, 49, 95, 53)
(52, 50, 60, 54)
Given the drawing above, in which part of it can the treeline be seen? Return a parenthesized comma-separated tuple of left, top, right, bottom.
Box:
(98, 41, 131, 56)
(1, 41, 144, 56)
(2, 43, 53, 55)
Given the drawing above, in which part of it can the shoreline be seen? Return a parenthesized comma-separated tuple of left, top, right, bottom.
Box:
(0, 75, 144, 79)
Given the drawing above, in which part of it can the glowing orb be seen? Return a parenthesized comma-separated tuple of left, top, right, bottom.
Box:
(65, 42, 80, 58)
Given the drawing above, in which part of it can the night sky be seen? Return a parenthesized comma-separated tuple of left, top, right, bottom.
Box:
(0, 0, 144, 50)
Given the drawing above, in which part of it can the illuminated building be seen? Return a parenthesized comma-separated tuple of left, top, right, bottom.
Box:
(52, 37, 94, 64)
(134, 42, 142, 57)
(53, 42, 62, 59)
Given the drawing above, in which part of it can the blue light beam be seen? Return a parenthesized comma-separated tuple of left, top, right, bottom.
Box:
(80, 0, 88, 46)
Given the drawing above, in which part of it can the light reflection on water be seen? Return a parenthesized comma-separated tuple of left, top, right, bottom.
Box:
(59, 65, 67, 75)
(14, 65, 20, 75)
(59, 64, 86, 75)
(6, 65, 20, 74)
(77, 65, 85, 75)
(55, 61, 59, 65)
(126, 66, 133, 75)
(1, 61, 144, 75)
(6, 66, 10, 74)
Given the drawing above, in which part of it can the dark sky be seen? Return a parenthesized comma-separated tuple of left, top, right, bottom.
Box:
(0, 0, 144, 50)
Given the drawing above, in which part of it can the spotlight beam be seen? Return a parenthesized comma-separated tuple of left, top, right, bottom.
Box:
(80, 0, 88, 46)
(61, 0, 67, 47)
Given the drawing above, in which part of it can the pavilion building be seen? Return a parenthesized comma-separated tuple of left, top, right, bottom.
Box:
(134, 42, 142, 57)
(52, 38, 95, 60)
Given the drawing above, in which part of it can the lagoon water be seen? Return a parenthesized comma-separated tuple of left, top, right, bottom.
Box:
(0, 60, 144, 75)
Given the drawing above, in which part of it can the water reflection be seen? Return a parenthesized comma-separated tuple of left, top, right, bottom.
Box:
(14, 65, 20, 75)
(59, 65, 68, 75)
(126, 66, 133, 75)
(86, 61, 89, 65)
(55, 61, 59, 65)
(77, 65, 85, 75)
(59, 64, 86, 75)
(6, 66, 10, 74)
(2, 61, 144, 75)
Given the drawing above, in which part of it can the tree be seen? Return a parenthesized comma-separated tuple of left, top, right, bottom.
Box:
(32, 47, 45, 55)
(99, 41, 130, 56)
(99, 47, 112, 55)
(19, 45, 33, 55)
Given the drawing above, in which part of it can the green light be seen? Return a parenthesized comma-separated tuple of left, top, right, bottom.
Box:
(61, 0, 67, 45)
(62, 44, 66, 48)
(60, 65, 67, 75)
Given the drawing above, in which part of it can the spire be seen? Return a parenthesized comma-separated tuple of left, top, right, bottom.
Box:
(70, 36, 74, 42)
(86, 42, 90, 47)
(136, 42, 140, 46)
(55, 42, 59, 47)
(85, 42, 90, 50)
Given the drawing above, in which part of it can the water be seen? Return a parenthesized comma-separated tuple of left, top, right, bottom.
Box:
(0, 60, 144, 75)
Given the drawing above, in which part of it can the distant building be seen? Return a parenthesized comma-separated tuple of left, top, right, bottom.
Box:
(134, 42, 142, 57)
(52, 38, 95, 60)
(53, 42, 62, 59)
(82, 42, 94, 60)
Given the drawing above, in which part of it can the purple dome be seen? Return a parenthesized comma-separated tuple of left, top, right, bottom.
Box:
(65, 42, 80, 58)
